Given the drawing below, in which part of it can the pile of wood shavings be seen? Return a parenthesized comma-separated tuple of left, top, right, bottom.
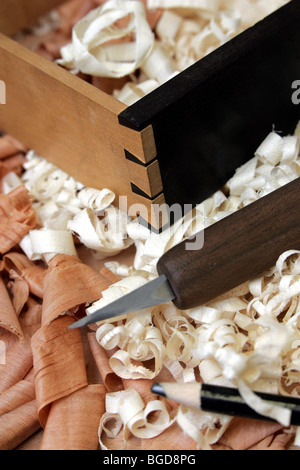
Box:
(90, 124, 300, 450)
(15, 0, 290, 105)
(1, 0, 299, 451)
(1, 123, 300, 450)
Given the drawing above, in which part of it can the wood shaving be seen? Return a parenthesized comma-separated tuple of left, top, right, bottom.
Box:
(57, 0, 155, 77)
(40, 384, 106, 450)
(13, 150, 132, 261)
(98, 387, 175, 449)
(113, 0, 290, 104)
(0, 186, 36, 255)
(14, 0, 291, 105)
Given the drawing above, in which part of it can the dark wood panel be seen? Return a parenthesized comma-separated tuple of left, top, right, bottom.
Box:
(119, 0, 300, 210)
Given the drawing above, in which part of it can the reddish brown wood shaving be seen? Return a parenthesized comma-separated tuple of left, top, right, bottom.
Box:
(88, 332, 123, 393)
(0, 185, 36, 254)
(0, 331, 33, 394)
(91, 75, 129, 94)
(7, 271, 30, 316)
(249, 430, 295, 450)
(0, 153, 26, 181)
(0, 275, 23, 338)
(0, 374, 36, 417)
(3, 252, 46, 299)
(19, 299, 42, 338)
(41, 254, 112, 325)
(31, 315, 88, 428)
(0, 399, 40, 450)
(0, 135, 26, 160)
(40, 384, 106, 450)
(218, 417, 284, 450)
(58, 0, 99, 34)
(100, 265, 121, 284)
(0, 302, 42, 395)
(40, 31, 70, 59)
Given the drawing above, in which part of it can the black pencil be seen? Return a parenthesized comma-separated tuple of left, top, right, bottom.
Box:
(151, 382, 300, 426)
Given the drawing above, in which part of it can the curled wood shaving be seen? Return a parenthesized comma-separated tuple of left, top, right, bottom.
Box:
(0, 135, 26, 159)
(113, 0, 289, 103)
(140, 420, 198, 450)
(113, 78, 159, 105)
(0, 369, 38, 450)
(76, 187, 115, 214)
(0, 276, 23, 339)
(2, 252, 46, 299)
(95, 310, 165, 379)
(176, 405, 231, 450)
(0, 371, 35, 417)
(2, 171, 23, 195)
(20, 151, 131, 259)
(21, 151, 83, 228)
(0, 154, 26, 186)
(98, 387, 175, 449)
(28, 229, 77, 264)
(67, 206, 132, 256)
(6, 117, 299, 449)
(40, 385, 106, 450)
(41, 254, 112, 325)
(31, 315, 88, 428)
(147, 0, 220, 9)
(0, 303, 42, 394)
(218, 417, 285, 450)
(0, 399, 40, 451)
(0, 185, 36, 254)
(58, 0, 155, 77)
(88, 333, 124, 392)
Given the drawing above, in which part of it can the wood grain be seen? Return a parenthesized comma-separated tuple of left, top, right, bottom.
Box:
(0, 34, 164, 213)
(0, 0, 66, 36)
(158, 178, 300, 310)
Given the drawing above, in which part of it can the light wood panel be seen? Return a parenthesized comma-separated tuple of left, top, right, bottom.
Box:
(0, 34, 164, 217)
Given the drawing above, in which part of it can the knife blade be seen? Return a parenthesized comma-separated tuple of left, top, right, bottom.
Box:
(69, 177, 300, 330)
(68, 274, 175, 329)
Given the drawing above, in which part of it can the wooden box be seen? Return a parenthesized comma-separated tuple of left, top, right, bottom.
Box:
(0, 0, 299, 228)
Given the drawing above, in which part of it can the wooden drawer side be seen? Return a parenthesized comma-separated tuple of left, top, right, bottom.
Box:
(0, 33, 165, 219)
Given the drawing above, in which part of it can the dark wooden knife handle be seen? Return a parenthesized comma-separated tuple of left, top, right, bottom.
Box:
(157, 178, 300, 310)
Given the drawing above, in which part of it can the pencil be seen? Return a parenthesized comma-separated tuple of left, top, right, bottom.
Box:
(151, 382, 300, 425)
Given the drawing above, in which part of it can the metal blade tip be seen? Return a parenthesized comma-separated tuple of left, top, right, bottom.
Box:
(68, 318, 87, 330)
(67, 274, 175, 330)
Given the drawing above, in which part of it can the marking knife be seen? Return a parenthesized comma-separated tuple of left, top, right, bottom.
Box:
(69, 177, 300, 329)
